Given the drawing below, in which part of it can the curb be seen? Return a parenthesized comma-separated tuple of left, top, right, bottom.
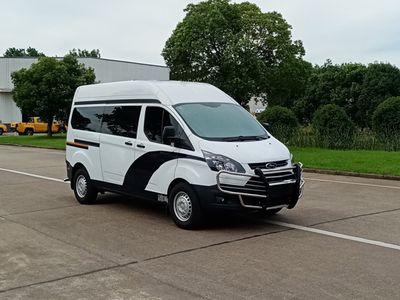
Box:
(0, 143, 65, 151)
(304, 168, 400, 181)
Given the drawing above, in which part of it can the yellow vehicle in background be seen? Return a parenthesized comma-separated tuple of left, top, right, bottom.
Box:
(10, 122, 18, 131)
(0, 122, 7, 135)
(15, 117, 63, 135)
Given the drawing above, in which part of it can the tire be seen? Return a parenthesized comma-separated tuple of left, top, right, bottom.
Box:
(169, 182, 203, 229)
(25, 128, 34, 136)
(0, 129, 3, 136)
(73, 168, 98, 204)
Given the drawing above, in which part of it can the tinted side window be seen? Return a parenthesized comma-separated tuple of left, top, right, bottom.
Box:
(144, 107, 193, 150)
(101, 106, 141, 138)
(71, 107, 103, 132)
(144, 107, 163, 143)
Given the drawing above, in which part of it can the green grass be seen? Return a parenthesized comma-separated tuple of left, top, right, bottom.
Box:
(0, 135, 399, 176)
(291, 147, 400, 176)
(0, 134, 66, 150)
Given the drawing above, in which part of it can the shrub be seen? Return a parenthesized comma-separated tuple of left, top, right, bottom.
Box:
(372, 97, 400, 136)
(312, 104, 355, 149)
(257, 106, 299, 141)
(372, 97, 400, 151)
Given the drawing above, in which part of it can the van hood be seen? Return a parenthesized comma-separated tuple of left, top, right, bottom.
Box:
(198, 137, 291, 164)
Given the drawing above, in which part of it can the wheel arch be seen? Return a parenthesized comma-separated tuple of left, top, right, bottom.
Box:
(167, 178, 190, 197)
(71, 162, 88, 189)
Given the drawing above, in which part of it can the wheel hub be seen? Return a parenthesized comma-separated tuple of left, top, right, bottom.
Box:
(174, 192, 192, 222)
(76, 175, 87, 198)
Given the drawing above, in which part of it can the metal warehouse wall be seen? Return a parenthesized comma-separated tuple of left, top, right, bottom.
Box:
(0, 57, 170, 123)
(78, 58, 169, 82)
(0, 93, 22, 123)
(0, 58, 37, 90)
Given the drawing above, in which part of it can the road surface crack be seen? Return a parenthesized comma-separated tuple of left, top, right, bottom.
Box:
(309, 207, 400, 227)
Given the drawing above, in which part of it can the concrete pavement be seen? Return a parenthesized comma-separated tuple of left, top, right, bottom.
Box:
(0, 145, 399, 299)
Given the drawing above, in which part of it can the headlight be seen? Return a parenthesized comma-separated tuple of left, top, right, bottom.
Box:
(202, 151, 245, 173)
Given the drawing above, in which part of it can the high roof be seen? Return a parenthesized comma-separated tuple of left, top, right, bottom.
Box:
(73, 80, 238, 106)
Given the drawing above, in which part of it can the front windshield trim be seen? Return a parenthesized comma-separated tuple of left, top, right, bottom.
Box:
(173, 102, 269, 142)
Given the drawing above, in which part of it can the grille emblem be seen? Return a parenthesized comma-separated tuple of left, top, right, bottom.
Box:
(265, 162, 277, 169)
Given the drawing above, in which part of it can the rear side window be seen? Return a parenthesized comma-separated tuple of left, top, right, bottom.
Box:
(71, 107, 103, 132)
(101, 106, 141, 138)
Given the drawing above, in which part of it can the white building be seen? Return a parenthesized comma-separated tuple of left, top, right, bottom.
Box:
(248, 98, 266, 114)
(0, 57, 170, 123)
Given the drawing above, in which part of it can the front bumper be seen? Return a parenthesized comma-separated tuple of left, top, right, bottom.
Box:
(214, 163, 305, 210)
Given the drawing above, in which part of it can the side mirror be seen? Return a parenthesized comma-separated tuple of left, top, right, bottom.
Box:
(162, 126, 176, 144)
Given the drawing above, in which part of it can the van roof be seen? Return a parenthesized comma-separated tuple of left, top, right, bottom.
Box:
(73, 80, 238, 106)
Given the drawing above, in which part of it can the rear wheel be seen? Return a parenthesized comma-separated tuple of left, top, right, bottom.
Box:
(73, 168, 97, 204)
(169, 182, 203, 229)
(25, 128, 34, 136)
(0, 128, 3, 136)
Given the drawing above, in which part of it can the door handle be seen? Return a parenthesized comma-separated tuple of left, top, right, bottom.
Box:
(137, 143, 145, 149)
(125, 141, 133, 146)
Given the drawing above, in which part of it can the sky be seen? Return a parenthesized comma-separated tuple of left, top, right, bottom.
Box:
(1, 0, 399, 67)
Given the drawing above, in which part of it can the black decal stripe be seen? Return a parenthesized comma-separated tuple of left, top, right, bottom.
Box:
(92, 180, 158, 201)
(123, 151, 205, 194)
(74, 139, 100, 147)
(74, 99, 160, 106)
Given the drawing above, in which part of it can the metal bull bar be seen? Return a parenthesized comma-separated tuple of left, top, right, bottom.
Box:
(216, 163, 305, 209)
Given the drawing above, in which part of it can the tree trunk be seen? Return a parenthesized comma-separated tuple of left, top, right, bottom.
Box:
(47, 118, 53, 137)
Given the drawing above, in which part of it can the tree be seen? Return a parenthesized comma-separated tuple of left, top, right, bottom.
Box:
(69, 48, 101, 58)
(162, 0, 307, 107)
(11, 55, 96, 136)
(294, 61, 366, 125)
(267, 58, 313, 108)
(4, 47, 45, 57)
(356, 63, 400, 128)
(295, 61, 400, 127)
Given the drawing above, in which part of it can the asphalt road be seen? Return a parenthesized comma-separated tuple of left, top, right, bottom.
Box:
(0, 145, 399, 299)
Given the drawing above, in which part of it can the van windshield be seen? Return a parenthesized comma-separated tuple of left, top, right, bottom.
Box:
(174, 102, 269, 141)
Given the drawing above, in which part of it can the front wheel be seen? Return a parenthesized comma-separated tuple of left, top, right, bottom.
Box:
(73, 168, 98, 204)
(169, 182, 203, 229)
(0, 129, 3, 136)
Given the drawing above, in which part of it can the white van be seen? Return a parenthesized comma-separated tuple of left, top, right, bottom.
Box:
(66, 81, 304, 229)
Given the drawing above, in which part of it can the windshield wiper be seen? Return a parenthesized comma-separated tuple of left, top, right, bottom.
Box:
(221, 135, 269, 142)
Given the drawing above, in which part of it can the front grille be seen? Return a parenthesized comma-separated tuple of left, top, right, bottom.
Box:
(248, 160, 288, 170)
(219, 183, 266, 197)
(216, 163, 303, 209)
(219, 169, 296, 198)
(254, 169, 295, 183)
